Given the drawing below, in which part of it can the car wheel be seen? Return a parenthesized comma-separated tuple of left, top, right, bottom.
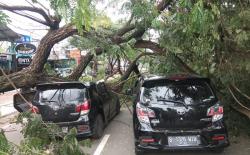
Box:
(92, 114, 104, 139)
(116, 99, 121, 115)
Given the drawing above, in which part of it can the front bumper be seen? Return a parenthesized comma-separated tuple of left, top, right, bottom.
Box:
(135, 128, 229, 152)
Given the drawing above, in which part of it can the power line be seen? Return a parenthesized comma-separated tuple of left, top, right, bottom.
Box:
(8, 23, 46, 40)
(9, 23, 48, 31)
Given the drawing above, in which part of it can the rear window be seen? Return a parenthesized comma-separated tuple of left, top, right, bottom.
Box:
(34, 88, 86, 105)
(142, 81, 215, 105)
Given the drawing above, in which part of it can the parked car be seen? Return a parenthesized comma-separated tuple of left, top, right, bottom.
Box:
(130, 74, 229, 154)
(14, 81, 120, 139)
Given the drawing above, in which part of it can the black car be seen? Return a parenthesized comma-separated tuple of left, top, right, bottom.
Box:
(14, 81, 120, 139)
(131, 74, 229, 154)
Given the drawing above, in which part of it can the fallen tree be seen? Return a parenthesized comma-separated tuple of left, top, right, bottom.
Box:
(0, 0, 174, 92)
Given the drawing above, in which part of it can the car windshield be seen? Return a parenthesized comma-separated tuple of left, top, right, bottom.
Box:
(142, 81, 215, 105)
(34, 88, 86, 105)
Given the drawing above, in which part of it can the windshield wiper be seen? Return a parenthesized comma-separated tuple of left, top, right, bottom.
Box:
(157, 99, 188, 109)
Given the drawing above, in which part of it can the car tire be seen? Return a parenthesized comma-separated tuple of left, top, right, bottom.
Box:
(116, 99, 121, 115)
(92, 114, 104, 139)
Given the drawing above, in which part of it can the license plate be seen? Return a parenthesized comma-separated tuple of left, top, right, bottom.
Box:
(62, 127, 68, 133)
(168, 135, 200, 147)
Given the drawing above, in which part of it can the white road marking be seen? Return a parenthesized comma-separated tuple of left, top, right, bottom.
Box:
(93, 134, 110, 155)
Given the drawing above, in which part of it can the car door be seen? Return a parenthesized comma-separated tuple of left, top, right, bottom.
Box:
(96, 82, 111, 120)
(108, 91, 118, 117)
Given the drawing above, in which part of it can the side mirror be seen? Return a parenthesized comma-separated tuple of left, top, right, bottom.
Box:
(125, 89, 132, 95)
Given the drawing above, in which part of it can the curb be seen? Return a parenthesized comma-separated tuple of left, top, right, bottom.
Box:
(0, 103, 16, 118)
(0, 111, 17, 119)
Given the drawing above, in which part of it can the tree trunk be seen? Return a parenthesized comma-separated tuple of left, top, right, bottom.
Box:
(0, 69, 65, 92)
(30, 24, 77, 72)
(0, 24, 77, 92)
(67, 52, 94, 81)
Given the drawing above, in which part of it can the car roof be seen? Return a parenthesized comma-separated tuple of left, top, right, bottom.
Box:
(141, 74, 210, 82)
(36, 81, 94, 89)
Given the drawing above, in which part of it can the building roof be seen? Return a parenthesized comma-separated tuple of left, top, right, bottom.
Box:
(0, 25, 20, 41)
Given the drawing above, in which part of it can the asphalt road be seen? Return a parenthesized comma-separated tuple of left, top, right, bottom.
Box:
(83, 108, 250, 155)
(1, 108, 250, 155)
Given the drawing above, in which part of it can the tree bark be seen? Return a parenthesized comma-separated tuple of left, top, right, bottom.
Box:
(0, 69, 65, 92)
(30, 24, 77, 73)
(67, 52, 94, 81)
(135, 40, 197, 74)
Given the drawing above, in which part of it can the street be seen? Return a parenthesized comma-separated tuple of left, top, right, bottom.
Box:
(84, 109, 250, 155)
(1, 107, 250, 155)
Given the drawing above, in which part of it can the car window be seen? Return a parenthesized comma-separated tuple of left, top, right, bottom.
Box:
(142, 81, 215, 105)
(34, 88, 86, 104)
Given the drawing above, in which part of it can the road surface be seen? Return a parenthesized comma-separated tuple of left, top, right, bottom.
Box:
(1, 108, 250, 155)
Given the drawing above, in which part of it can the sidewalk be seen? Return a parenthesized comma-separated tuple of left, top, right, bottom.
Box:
(0, 90, 16, 105)
(0, 90, 17, 117)
(0, 113, 22, 145)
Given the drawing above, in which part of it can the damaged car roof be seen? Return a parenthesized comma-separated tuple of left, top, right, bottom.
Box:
(36, 81, 91, 90)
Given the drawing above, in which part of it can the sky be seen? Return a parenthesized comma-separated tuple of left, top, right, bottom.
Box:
(0, 0, 128, 41)
(0, 0, 50, 40)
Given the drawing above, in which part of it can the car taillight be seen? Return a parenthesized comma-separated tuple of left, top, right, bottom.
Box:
(136, 103, 155, 123)
(207, 105, 223, 122)
(31, 105, 39, 114)
(141, 138, 155, 143)
(212, 135, 225, 141)
(76, 100, 91, 115)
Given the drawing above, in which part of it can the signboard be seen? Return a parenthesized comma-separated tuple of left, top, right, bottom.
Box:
(15, 43, 36, 55)
(17, 56, 32, 67)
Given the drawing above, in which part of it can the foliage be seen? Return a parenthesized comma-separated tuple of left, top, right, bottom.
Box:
(44, 63, 58, 76)
(0, 130, 12, 154)
(149, 0, 250, 135)
(131, 0, 158, 28)
(0, 112, 91, 155)
(0, 11, 10, 25)
(49, 0, 92, 33)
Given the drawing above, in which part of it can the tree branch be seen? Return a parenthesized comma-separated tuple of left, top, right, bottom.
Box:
(134, 40, 197, 74)
(0, 3, 55, 28)
(134, 40, 163, 53)
(12, 10, 49, 26)
(29, 24, 78, 72)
